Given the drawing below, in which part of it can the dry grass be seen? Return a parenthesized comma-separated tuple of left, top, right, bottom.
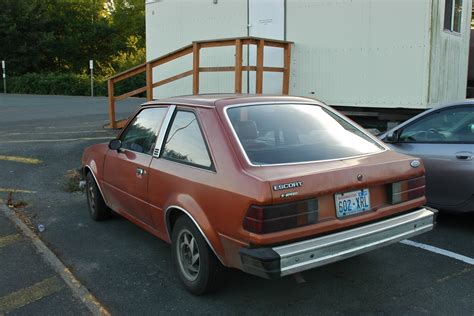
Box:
(65, 168, 84, 192)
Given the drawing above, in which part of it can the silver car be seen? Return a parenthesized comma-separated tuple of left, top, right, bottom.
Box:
(380, 102, 474, 213)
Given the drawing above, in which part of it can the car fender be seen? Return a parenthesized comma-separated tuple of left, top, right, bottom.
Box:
(164, 195, 225, 265)
(83, 162, 110, 206)
(82, 144, 109, 206)
(84, 159, 99, 177)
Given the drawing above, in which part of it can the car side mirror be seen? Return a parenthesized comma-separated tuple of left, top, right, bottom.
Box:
(109, 139, 122, 151)
(384, 130, 400, 143)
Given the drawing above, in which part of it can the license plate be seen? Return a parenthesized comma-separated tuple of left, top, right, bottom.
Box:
(335, 189, 371, 218)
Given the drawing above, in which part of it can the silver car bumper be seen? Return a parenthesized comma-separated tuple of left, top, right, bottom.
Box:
(240, 208, 437, 279)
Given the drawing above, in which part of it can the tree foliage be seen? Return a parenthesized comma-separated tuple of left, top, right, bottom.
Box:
(0, 0, 145, 77)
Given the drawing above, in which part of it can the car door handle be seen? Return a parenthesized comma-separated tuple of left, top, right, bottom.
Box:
(455, 152, 473, 160)
(136, 168, 146, 176)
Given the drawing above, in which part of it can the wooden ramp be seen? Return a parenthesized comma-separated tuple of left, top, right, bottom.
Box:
(106, 36, 293, 129)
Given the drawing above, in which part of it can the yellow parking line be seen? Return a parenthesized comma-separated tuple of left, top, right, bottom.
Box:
(0, 276, 64, 313)
(0, 234, 22, 248)
(0, 137, 112, 144)
(0, 188, 37, 194)
(0, 155, 42, 165)
(4, 130, 107, 136)
(0, 207, 111, 315)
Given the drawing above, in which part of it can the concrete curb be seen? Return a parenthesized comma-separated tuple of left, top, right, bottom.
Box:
(0, 205, 111, 316)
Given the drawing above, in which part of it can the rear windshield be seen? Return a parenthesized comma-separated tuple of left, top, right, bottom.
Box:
(227, 103, 384, 165)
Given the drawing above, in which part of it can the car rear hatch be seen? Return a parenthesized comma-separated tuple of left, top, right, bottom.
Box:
(220, 100, 427, 245)
(242, 150, 426, 245)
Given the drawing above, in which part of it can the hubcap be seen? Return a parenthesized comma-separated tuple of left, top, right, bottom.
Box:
(176, 229, 200, 281)
(87, 181, 96, 213)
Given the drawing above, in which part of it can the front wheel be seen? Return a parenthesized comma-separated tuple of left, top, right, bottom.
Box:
(171, 216, 223, 294)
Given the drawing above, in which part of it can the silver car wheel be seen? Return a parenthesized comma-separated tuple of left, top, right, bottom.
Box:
(87, 180, 96, 213)
(176, 229, 200, 282)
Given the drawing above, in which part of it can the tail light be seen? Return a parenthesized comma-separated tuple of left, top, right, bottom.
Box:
(243, 198, 319, 234)
(388, 176, 426, 204)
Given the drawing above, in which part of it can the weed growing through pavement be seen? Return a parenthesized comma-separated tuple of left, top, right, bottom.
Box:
(65, 168, 84, 193)
(4, 191, 36, 231)
(6, 191, 29, 209)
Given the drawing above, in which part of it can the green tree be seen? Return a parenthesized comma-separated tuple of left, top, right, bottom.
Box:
(47, 0, 116, 74)
(0, 0, 145, 77)
(105, 0, 146, 74)
(0, 0, 146, 95)
(0, 1, 56, 75)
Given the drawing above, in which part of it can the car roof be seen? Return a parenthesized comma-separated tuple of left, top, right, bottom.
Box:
(141, 94, 324, 109)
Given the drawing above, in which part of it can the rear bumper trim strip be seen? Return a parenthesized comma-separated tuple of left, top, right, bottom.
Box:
(240, 208, 437, 278)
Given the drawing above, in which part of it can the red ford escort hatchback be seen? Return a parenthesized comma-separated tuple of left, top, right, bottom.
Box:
(82, 95, 436, 294)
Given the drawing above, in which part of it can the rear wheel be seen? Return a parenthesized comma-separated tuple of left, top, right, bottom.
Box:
(85, 172, 110, 221)
(172, 216, 223, 294)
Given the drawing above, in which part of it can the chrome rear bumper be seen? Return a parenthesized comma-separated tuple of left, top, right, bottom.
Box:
(240, 208, 437, 279)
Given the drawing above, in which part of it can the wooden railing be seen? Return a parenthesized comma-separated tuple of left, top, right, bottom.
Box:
(107, 36, 293, 128)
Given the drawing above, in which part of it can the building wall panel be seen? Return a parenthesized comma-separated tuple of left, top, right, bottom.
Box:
(145, 0, 247, 98)
(428, 0, 472, 105)
(287, 0, 432, 109)
(144, 0, 471, 110)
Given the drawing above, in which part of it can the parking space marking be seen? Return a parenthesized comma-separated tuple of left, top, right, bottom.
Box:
(0, 137, 112, 144)
(0, 234, 22, 248)
(0, 276, 64, 313)
(437, 267, 472, 283)
(0, 188, 37, 194)
(0, 205, 111, 316)
(0, 155, 42, 165)
(3, 130, 107, 136)
(400, 240, 474, 265)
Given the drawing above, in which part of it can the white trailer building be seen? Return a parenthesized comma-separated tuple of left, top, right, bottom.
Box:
(145, 0, 472, 126)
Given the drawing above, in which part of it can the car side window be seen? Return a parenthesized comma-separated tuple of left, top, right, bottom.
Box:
(121, 107, 168, 154)
(162, 110, 213, 169)
(399, 107, 474, 143)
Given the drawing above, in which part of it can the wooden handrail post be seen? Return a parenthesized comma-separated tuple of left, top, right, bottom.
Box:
(283, 43, 292, 95)
(108, 79, 116, 129)
(193, 43, 200, 94)
(256, 39, 264, 94)
(146, 62, 153, 101)
(234, 39, 243, 93)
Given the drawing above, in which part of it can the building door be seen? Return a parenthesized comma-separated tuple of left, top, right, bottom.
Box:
(248, 0, 285, 94)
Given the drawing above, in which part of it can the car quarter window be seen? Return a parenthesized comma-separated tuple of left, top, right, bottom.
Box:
(121, 107, 169, 154)
(161, 110, 213, 169)
(399, 107, 474, 143)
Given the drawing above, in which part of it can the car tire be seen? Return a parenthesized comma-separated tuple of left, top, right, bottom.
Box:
(172, 216, 223, 295)
(85, 172, 110, 221)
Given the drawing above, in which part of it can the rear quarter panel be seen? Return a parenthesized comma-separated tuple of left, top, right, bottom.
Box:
(147, 107, 271, 268)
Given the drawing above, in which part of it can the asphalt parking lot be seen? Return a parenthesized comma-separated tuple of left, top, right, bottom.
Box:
(0, 94, 473, 315)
